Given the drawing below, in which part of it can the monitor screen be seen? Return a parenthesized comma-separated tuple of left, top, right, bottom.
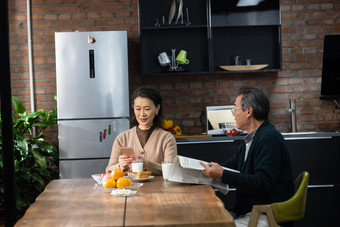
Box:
(320, 35, 340, 100)
(206, 105, 236, 135)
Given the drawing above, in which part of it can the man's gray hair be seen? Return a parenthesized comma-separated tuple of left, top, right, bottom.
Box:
(237, 86, 270, 121)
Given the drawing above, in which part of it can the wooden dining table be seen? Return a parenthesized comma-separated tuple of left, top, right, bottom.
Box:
(15, 176, 235, 227)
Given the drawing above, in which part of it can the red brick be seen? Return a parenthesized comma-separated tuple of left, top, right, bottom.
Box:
(281, 5, 291, 11)
(290, 34, 303, 40)
(289, 64, 302, 70)
(218, 81, 231, 88)
(306, 4, 319, 10)
(54, 6, 81, 13)
(322, 19, 334, 25)
(304, 64, 317, 69)
(292, 5, 304, 11)
(282, 56, 295, 63)
(281, 13, 298, 19)
(203, 81, 217, 88)
(321, 4, 333, 10)
(292, 20, 305, 26)
(116, 11, 130, 17)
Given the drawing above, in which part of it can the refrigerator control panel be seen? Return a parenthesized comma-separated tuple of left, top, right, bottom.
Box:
(89, 50, 95, 78)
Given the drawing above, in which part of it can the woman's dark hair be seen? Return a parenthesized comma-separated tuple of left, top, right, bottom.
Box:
(130, 87, 163, 127)
(238, 86, 270, 121)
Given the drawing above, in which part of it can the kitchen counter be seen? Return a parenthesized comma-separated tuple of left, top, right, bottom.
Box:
(175, 131, 340, 227)
(176, 131, 340, 143)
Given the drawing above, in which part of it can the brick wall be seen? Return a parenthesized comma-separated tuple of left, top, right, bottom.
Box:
(8, 0, 340, 136)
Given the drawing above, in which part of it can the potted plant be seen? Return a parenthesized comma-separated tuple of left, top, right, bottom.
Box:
(0, 96, 59, 212)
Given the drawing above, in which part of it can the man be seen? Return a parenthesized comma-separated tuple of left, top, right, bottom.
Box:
(201, 86, 294, 227)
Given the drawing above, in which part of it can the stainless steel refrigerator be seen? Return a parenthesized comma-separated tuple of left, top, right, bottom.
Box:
(55, 31, 130, 179)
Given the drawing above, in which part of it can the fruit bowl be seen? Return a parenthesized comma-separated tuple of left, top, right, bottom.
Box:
(223, 128, 244, 136)
(92, 173, 136, 184)
(93, 182, 143, 193)
(91, 174, 104, 184)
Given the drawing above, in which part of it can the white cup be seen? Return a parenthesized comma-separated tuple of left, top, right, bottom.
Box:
(132, 160, 143, 172)
(161, 162, 173, 181)
(158, 52, 171, 66)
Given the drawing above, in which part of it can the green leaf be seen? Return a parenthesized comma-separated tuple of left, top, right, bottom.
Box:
(32, 150, 47, 169)
(14, 136, 28, 157)
(31, 173, 45, 186)
(36, 141, 54, 154)
(33, 120, 57, 128)
(48, 107, 58, 122)
(12, 97, 26, 114)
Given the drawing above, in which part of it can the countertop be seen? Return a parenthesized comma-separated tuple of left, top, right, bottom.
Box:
(175, 132, 340, 143)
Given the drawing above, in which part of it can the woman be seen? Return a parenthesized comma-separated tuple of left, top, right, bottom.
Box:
(105, 87, 177, 175)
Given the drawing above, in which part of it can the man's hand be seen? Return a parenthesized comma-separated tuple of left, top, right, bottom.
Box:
(200, 161, 223, 178)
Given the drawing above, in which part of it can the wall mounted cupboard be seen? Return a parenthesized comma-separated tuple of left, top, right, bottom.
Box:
(138, 0, 282, 76)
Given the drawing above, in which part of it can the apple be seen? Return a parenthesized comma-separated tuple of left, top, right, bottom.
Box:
(101, 172, 112, 185)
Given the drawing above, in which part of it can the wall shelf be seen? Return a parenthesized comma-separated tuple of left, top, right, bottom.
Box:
(138, 0, 282, 76)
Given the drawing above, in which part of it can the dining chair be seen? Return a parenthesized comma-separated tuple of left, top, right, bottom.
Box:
(248, 171, 309, 227)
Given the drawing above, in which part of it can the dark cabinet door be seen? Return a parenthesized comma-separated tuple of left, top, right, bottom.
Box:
(177, 139, 240, 162)
(286, 137, 339, 185)
(286, 137, 339, 226)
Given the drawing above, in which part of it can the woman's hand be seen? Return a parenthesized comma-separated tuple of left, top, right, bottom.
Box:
(200, 161, 223, 178)
(118, 155, 134, 171)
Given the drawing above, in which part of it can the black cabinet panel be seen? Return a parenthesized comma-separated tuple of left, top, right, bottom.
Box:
(287, 138, 339, 185)
(295, 186, 339, 227)
(212, 26, 281, 70)
(177, 140, 239, 162)
(140, 28, 209, 75)
(211, 0, 280, 26)
(139, 0, 207, 28)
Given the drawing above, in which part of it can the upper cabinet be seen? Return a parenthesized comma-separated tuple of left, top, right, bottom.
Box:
(138, 0, 281, 76)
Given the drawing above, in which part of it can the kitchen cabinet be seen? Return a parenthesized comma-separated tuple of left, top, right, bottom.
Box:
(177, 137, 241, 162)
(138, 0, 282, 76)
(176, 133, 340, 227)
(285, 135, 340, 227)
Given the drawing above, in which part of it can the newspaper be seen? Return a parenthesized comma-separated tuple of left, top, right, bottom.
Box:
(178, 156, 240, 173)
(167, 155, 240, 195)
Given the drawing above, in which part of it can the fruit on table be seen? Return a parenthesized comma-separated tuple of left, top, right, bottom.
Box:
(116, 177, 132, 189)
(111, 168, 125, 181)
(225, 128, 242, 136)
(173, 125, 182, 135)
(103, 178, 116, 188)
(162, 119, 173, 130)
(102, 172, 113, 185)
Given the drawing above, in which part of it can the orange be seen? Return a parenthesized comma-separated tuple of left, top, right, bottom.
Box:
(103, 178, 116, 188)
(116, 177, 132, 189)
(111, 168, 124, 181)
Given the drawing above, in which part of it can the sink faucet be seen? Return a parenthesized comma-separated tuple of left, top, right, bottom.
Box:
(288, 99, 297, 132)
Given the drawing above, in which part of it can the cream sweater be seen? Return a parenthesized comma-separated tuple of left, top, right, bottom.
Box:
(105, 126, 177, 175)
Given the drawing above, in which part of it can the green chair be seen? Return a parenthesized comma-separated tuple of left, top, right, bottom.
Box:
(248, 171, 309, 227)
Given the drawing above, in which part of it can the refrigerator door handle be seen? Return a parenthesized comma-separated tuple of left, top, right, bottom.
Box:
(89, 49, 95, 78)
